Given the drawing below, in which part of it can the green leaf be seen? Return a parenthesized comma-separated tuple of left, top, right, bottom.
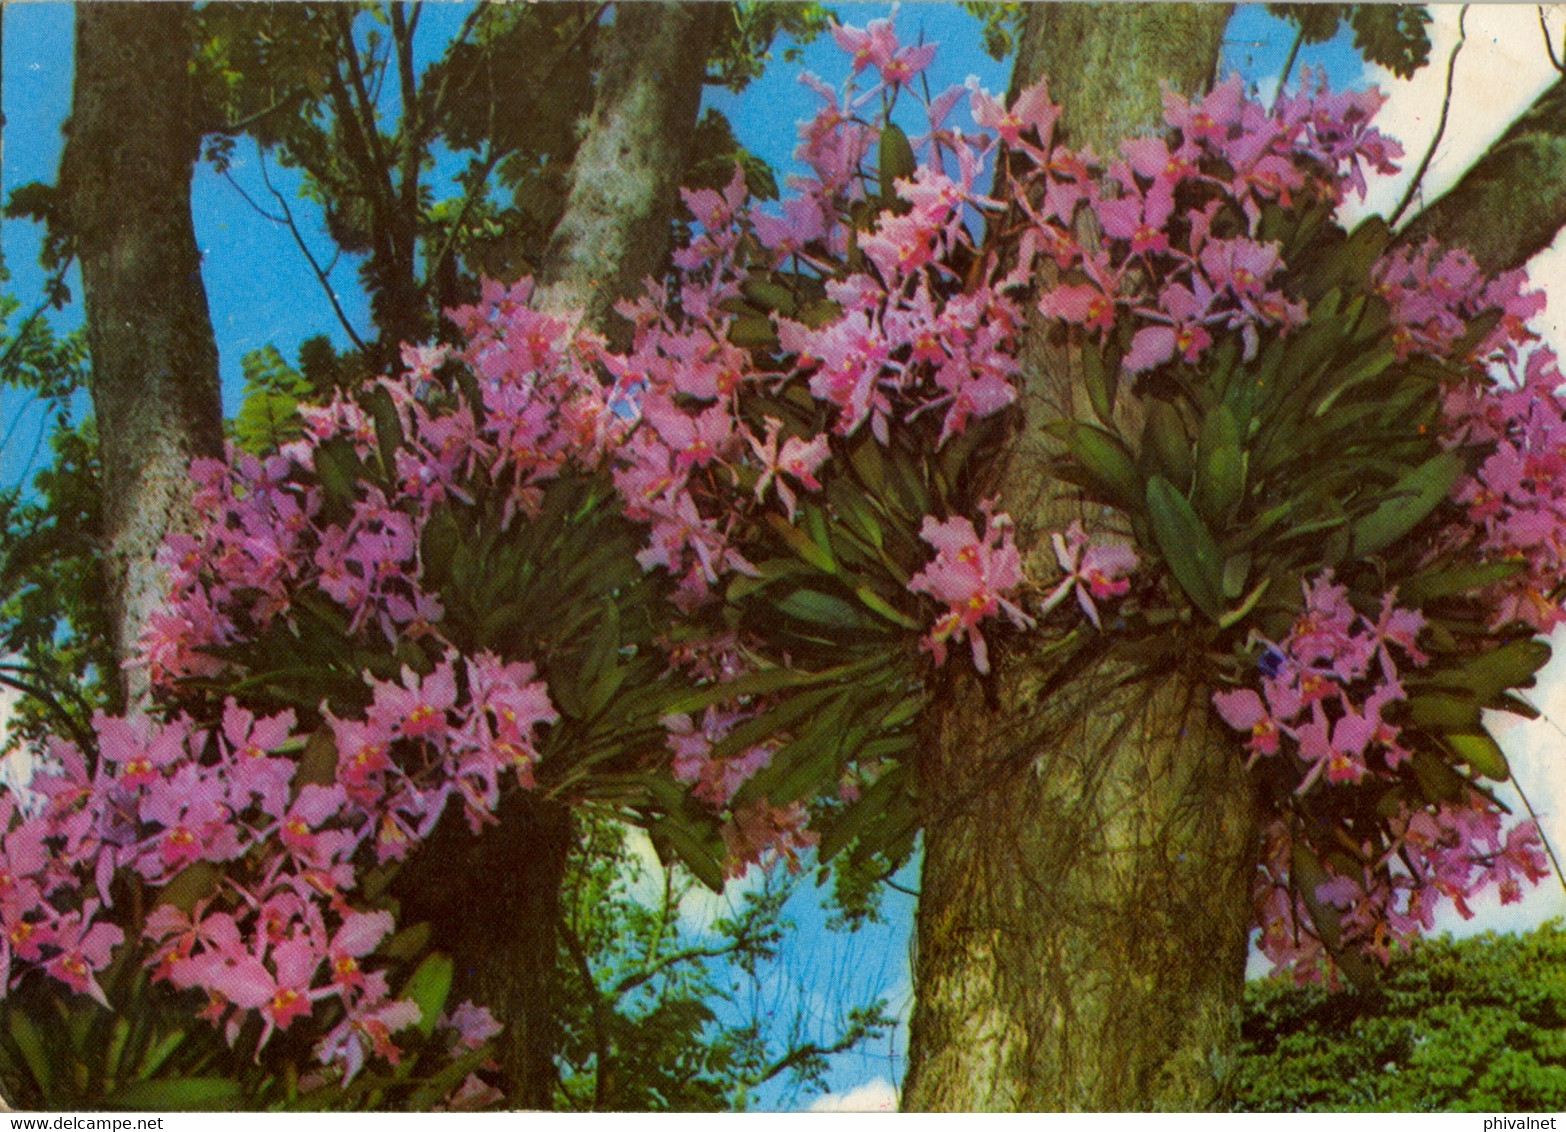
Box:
(853, 584, 920, 629)
(1146, 475, 1225, 620)
(651, 815, 727, 892)
(1406, 691, 1482, 732)
(1349, 450, 1463, 558)
(776, 587, 872, 629)
(1349, 4, 1432, 78)
(1081, 340, 1119, 424)
(1140, 400, 1194, 490)
(8, 1010, 50, 1096)
(1194, 403, 1244, 525)
(1428, 638, 1552, 703)
(106, 1078, 242, 1111)
(742, 278, 797, 316)
(155, 860, 221, 914)
(365, 383, 407, 476)
(878, 122, 917, 202)
(728, 315, 778, 348)
(1049, 420, 1141, 512)
(1444, 730, 1510, 781)
(1291, 840, 1379, 993)
(765, 512, 837, 574)
(402, 951, 455, 1039)
(1400, 560, 1524, 603)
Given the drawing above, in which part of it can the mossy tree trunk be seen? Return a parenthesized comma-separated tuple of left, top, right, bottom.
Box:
(59, 3, 223, 707)
(902, 6, 1259, 1111)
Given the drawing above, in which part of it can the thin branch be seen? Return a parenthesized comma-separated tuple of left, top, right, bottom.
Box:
(423, 2, 492, 127)
(1272, 20, 1307, 105)
(1542, 6, 1565, 74)
(0, 254, 77, 383)
(256, 150, 370, 354)
(335, 7, 398, 216)
(1389, 5, 1469, 230)
(610, 937, 759, 998)
(1514, 773, 1566, 896)
(0, 668, 97, 755)
(742, 1027, 878, 1091)
(219, 167, 288, 225)
(423, 145, 508, 290)
(211, 88, 307, 136)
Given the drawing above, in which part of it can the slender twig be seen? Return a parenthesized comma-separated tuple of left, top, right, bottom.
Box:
(611, 941, 751, 998)
(213, 88, 307, 136)
(256, 150, 370, 353)
(0, 668, 96, 755)
(1389, 5, 1469, 229)
(335, 8, 398, 217)
(0, 254, 77, 383)
(10, 398, 55, 486)
(423, 146, 508, 290)
(219, 167, 288, 224)
(1514, 771, 1566, 896)
(1273, 21, 1307, 105)
(0, 390, 47, 458)
(1542, 6, 1565, 73)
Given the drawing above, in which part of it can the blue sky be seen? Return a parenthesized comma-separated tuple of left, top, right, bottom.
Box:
(11, 2, 1555, 1112)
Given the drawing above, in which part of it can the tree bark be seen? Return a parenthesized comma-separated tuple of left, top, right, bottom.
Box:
(535, 2, 721, 343)
(902, 5, 1255, 1111)
(58, 3, 223, 706)
(396, 792, 574, 1109)
(1394, 74, 1566, 274)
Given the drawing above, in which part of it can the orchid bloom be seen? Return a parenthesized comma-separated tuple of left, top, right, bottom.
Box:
(1040, 521, 1138, 629)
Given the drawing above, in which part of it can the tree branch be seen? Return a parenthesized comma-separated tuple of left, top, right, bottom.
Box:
(256, 151, 369, 354)
(1388, 5, 1469, 230)
(1541, 6, 1564, 74)
(1395, 65, 1566, 272)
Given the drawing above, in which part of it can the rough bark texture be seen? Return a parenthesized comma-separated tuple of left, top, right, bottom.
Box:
(58, 4, 223, 705)
(1395, 74, 1566, 275)
(535, 2, 720, 341)
(902, 5, 1258, 1111)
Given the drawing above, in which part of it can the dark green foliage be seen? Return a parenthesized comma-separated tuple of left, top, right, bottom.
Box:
(1266, 5, 1433, 79)
(1235, 922, 1566, 1111)
(705, 4, 834, 93)
(960, 3, 1023, 61)
(231, 345, 313, 455)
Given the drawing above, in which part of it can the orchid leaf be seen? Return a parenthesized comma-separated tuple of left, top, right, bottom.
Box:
(1146, 475, 1225, 620)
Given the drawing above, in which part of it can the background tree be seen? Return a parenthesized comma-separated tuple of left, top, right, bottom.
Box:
(55, 2, 223, 705)
(1234, 921, 1566, 1112)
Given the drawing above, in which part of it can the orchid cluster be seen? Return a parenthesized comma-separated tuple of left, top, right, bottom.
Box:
(10, 10, 1566, 1079)
(4, 690, 512, 1091)
(1443, 344, 1566, 632)
(1013, 71, 1401, 369)
(1215, 574, 1545, 973)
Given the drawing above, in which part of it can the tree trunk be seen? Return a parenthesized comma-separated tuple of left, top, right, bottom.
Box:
(412, 3, 719, 1108)
(902, 5, 1255, 1111)
(58, 3, 223, 706)
(396, 792, 574, 1109)
(535, 2, 721, 343)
